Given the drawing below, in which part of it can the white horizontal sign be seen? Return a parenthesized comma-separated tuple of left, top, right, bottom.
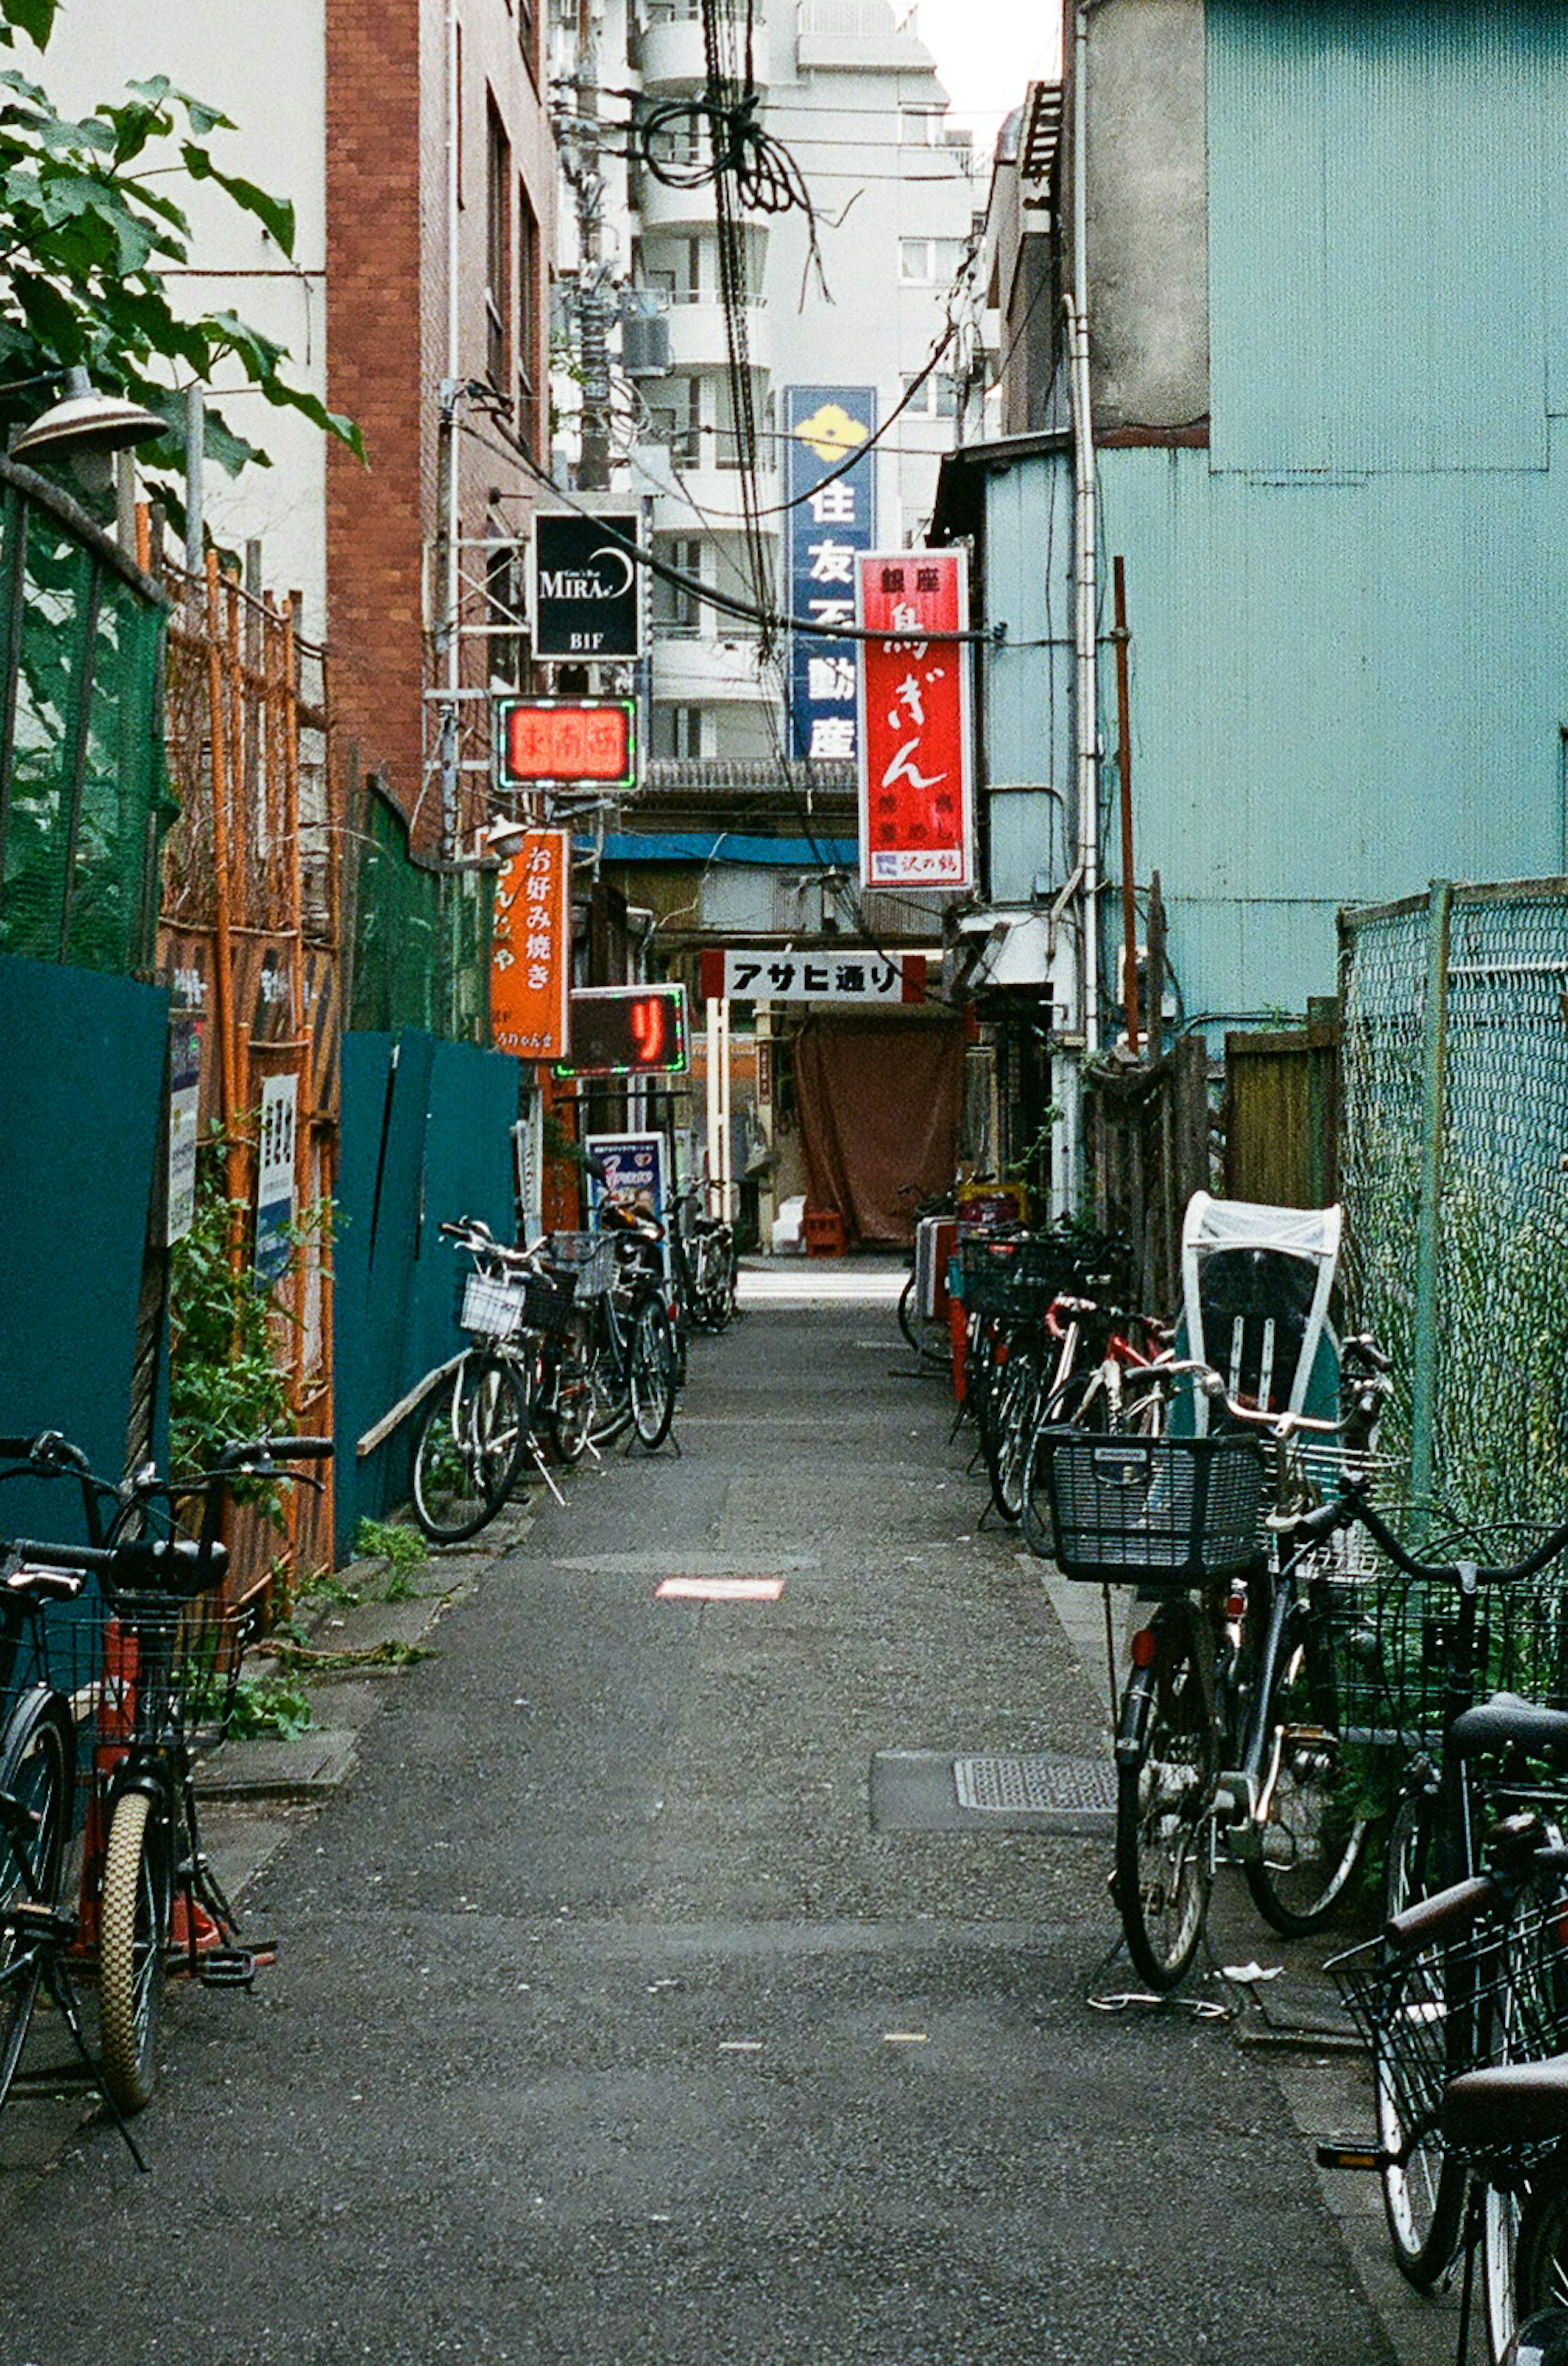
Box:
(698, 947, 928, 1004)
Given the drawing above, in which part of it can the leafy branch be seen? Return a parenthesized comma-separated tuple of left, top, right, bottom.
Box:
(0, 4, 360, 497)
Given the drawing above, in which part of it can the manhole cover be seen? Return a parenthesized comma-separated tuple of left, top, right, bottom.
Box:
(953, 1754, 1118, 1815)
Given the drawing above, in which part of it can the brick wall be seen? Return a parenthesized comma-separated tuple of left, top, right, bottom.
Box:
(327, 0, 556, 855)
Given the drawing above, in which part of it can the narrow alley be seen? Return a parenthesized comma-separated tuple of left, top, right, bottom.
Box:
(0, 1280, 1400, 2366)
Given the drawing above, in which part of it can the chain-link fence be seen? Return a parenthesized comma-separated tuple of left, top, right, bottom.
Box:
(1340, 880, 1568, 1528)
(0, 460, 169, 974)
(345, 778, 492, 1044)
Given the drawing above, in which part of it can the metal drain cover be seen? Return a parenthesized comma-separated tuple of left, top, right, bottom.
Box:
(869, 1750, 1116, 1836)
(954, 1754, 1118, 1815)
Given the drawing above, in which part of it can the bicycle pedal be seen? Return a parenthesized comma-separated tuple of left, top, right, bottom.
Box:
(1315, 2141, 1383, 2172)
(197, 1946, 266, 1989)
(2, 1902, 77, 1945)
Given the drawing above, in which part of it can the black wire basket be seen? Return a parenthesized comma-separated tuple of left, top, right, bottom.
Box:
(99, 1588, 262, 1754)
(1329, 1887, 1568, 2174)
(1031, 1430, 1267, 1587)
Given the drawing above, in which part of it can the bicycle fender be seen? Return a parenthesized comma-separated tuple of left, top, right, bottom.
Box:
(1115, 1659, 1158, 1769)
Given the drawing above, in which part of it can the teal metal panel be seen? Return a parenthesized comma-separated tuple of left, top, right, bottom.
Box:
(1209, 2, 1549, 475)
(1096, 431, 1568, 1027)
(980, 455, 1075, 809)
(334, 1030, 434, 1552)
(334, 1029, 520, 1555)
(0, 953, 167, 1537)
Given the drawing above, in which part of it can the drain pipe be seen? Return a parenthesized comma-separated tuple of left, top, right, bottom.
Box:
(1066, 9, 1100, 1066)
(1051, 1, 1100, 1218)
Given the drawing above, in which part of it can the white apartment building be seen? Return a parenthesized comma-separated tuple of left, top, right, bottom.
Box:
(556, 0, 982, 771)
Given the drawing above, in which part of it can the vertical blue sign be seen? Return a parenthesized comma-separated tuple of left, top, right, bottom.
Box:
(785, 387, 877, 761)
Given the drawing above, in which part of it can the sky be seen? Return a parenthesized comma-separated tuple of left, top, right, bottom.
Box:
(908, 0, 1062, 154)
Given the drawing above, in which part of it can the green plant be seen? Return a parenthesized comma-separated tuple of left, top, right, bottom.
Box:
(167, 1133, 337, 1480)
(353, 1516, 428, 1602)
(224, 1671, 313, 1740)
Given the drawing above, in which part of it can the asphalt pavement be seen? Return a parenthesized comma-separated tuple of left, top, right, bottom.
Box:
(0, 1261, 1466, 2364)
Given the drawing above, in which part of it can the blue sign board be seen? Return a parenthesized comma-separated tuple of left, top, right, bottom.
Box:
(784, 387, 877, 762)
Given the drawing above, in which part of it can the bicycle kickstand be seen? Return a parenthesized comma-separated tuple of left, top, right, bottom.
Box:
(38, 1941, 148, 2171)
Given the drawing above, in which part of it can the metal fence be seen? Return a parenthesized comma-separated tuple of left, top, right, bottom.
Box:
(1339, 880, 1568, 1528)
(345, 776, 492, 1045)
(0, 458, 169, 975)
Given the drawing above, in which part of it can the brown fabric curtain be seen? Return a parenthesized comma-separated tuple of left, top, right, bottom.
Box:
(795, 1018, 965, 1244)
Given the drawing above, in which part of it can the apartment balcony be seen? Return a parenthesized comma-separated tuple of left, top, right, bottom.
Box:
(664, 294, 770, 374)
(795, 0, 929, 68)
(646, 465, 783, 532)
(633, 169, 719, 234)
(637, 7, 771, 92)
(650, 628, 772, 704)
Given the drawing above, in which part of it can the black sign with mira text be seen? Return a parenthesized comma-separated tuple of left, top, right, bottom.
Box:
(532, 513, 641, 661)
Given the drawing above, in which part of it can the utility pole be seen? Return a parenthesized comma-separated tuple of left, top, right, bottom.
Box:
(572, 0, 611, 495)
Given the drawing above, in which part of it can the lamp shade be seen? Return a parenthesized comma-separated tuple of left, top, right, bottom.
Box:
(11, 368, 167, 459)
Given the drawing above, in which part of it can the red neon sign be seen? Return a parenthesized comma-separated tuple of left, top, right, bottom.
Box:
(494, 698, 636, 790)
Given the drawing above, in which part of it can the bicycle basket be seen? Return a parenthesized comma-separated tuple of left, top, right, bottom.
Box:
(99, 1591, 261, 1755)
(460, 1268, 527, 1340)
(1332, 1528, 1568, 1755)
(1329, 1889, 1568, 2173)
(548, 1230, 617, 1301)
(1033, 1431, 1266, 1586)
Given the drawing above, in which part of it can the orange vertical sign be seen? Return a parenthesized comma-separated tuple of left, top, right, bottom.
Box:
(490, 829, 571, 1059)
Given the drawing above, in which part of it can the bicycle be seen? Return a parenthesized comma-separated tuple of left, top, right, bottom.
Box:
(0, 1497, 118, 2136)
(576, 1192, 679, 1453)
(1324, 1809, 1568, 2364)
(895, 1184, 959, 1370)
(1029, 1350, 1388, 1988)
(388, 1219, 590, 1544)
(670, 1180, 737, 1336)
(0, 1427, 331, 2128)
(1284, 1478, 1568, 2311)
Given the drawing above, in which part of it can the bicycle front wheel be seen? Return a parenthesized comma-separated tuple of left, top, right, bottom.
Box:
(629, 1295, 677, 1448)
(1513, 2177, 1568, 2326)
(1377, 1791, 1467, 2286)
(412, 1352, 530, 1543)
(1114, 1610, 1215, 1990)
(99, 1784, 173, 2115)
(1246, 1595, 1368, 1935)
(983, 1353, 1039, 1526)
(0, 1690, 72, 2104)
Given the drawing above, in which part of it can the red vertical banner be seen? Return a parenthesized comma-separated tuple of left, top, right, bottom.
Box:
(855, 550, 973, 890)
(490, 829, 572, 1060)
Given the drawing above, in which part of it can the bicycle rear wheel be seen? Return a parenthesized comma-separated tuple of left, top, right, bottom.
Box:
(0, 1690, 72, 2104)
(1513, 2177, 1568, 2324)
(629, 1295, 677, 1448)
(412, 1352, 530, 1542)
(99, 1784, 173, 2115)
(1114, 1607, 1216, 1990)
(1246, 1591, 1368, 1935)
(545, 1316, 595, 1467)
(1377, 1790, 1467, 2286)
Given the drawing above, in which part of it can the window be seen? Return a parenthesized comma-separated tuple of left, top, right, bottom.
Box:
(652, 704, 704, 759)
(900, 106, 943, 146)
(900, 237, 965, 286)
(651, 538, 701, 630)
(485, 97, 512, 392)
(517, 179, 540, 450)
(901, 370, 959, 419)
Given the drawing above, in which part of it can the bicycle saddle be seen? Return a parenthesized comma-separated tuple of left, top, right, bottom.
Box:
(1452, 1691, 1568, 1762)
(1444, 2053, 1568, 2152)
(108, 1537, 231, 1600)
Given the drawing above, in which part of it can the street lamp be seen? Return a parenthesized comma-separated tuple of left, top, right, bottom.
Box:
(10, 366, 165, 461)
